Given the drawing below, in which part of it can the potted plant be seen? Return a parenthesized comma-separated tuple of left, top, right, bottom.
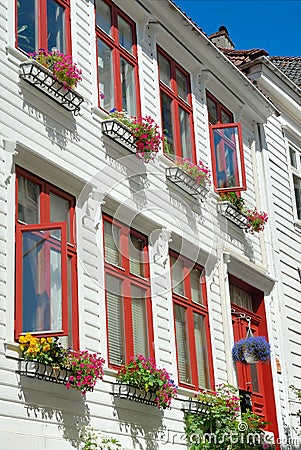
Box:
(217, 192, 268, 232)
(232, 336, 271, 364)
(101, 109, 163, 163)
(19, 49, 84, 114)
(114, 354, 177, 409)
(166, 158, 211, 199)
(18, 333, 105, 393)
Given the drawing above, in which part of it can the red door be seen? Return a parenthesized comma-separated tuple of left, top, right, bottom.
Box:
(230, 277, 279, 441)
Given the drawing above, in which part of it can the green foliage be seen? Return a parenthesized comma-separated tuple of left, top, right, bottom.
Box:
(185, 384, 274, 449)
(219, 192, 245, 211)
(116, 354, 177, 409)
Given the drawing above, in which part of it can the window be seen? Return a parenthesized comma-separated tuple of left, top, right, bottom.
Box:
(207, 92, 246, 193)
(16, 0, 71, 55)
(158, 48, 196, 161)
(103, 215, 153, 368)
(95, 0, 139, 113)
(289, 143, 301, 220)
(171, 253, 212, 390)
(15, 167, 78, 349)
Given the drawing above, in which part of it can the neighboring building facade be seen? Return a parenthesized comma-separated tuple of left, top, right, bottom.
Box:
(0, 1, 299, 449)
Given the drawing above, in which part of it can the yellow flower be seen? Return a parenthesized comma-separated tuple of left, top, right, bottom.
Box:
(41, 338, 46, 344)
(19, 335, 26, 344)
(47, 337, 53, 343)
(24, 333, 32, 341)
(30, 338, 37, 347)
(43, 344, 50, 352)
(19, 344, 25, 351)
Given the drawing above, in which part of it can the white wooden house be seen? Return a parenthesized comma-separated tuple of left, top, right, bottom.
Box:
(0, 0, 299, 448)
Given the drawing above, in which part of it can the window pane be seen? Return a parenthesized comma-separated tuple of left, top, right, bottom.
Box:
(130, 235, 144, 277)
(47, 0, 65, 52)
(106, 274, 124, 365)
(131, 285, 148, 357)
(104, 221, 121, 266)
(176, 69, 188, 101)
(120, 58, 136, 115)
(95, 0, 111, 35)
(171, 256, 185, 296)
(194, 313, 209, 388)
(207, 97, 218, 125)
(230, 284, 253, 311)
(50, 192, 70, 241)
(97, 39, 114, 110)
(158, 52, 171, 87)
(174, 304, 191, 384)
(221, 109, 232, 124)
(18, 176, 40, 224)
(191, 268, 203, 305)
(179, 107, 192, 160)
(293, 175, 301, 220)
(290, 147, 297, 168)
(17, 0, 36, 53)
(22, 229, 62, 333)
(212, 125, 241, 189)
(118, 15, 133, 53)
(161, 92, 174, 157)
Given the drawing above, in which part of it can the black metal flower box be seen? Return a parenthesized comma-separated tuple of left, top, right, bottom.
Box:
(17, 359, 70, 385)
(101, 119, 137, 153)
(112, 383, 158, 407)
(165, 166, 209, 199)
(217, 201, 249, 230)
(182, 397, 213, 415)
(19, 60, 84, 115)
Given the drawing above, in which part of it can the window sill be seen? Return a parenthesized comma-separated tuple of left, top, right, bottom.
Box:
(293, 220, 301, 233)
(4, 341, 20, 359)
(5, 45, 27, 65)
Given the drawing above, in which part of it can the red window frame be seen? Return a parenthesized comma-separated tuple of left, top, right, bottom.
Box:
(103, 214, 154, 369)
(207, 91, 246, 193)
(170, 251, 214, 391)
(15, 167, 78, 349)
(95, 0, 140, 112)
(16, 0, 71, 54)
(157, 47, 196, 162)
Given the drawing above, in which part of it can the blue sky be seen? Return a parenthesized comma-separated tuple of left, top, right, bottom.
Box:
(174, 1, 301, 57)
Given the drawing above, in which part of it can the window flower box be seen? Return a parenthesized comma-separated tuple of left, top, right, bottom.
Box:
(217, 201, 249, 230)
(18, 334, 105, 393)
(182, 397, 213, 415)
(115, 355, 177, 409)
(101, 119, 136, 152)
(112, 382, 158, 407)
(19, 60, 84, 115)
(18, 359, 70, 385)
(165, 166, 209, 200)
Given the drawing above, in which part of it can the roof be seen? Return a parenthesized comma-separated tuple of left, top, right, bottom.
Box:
(219, 48, 269, 68)
(269, 57, 301, 86)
